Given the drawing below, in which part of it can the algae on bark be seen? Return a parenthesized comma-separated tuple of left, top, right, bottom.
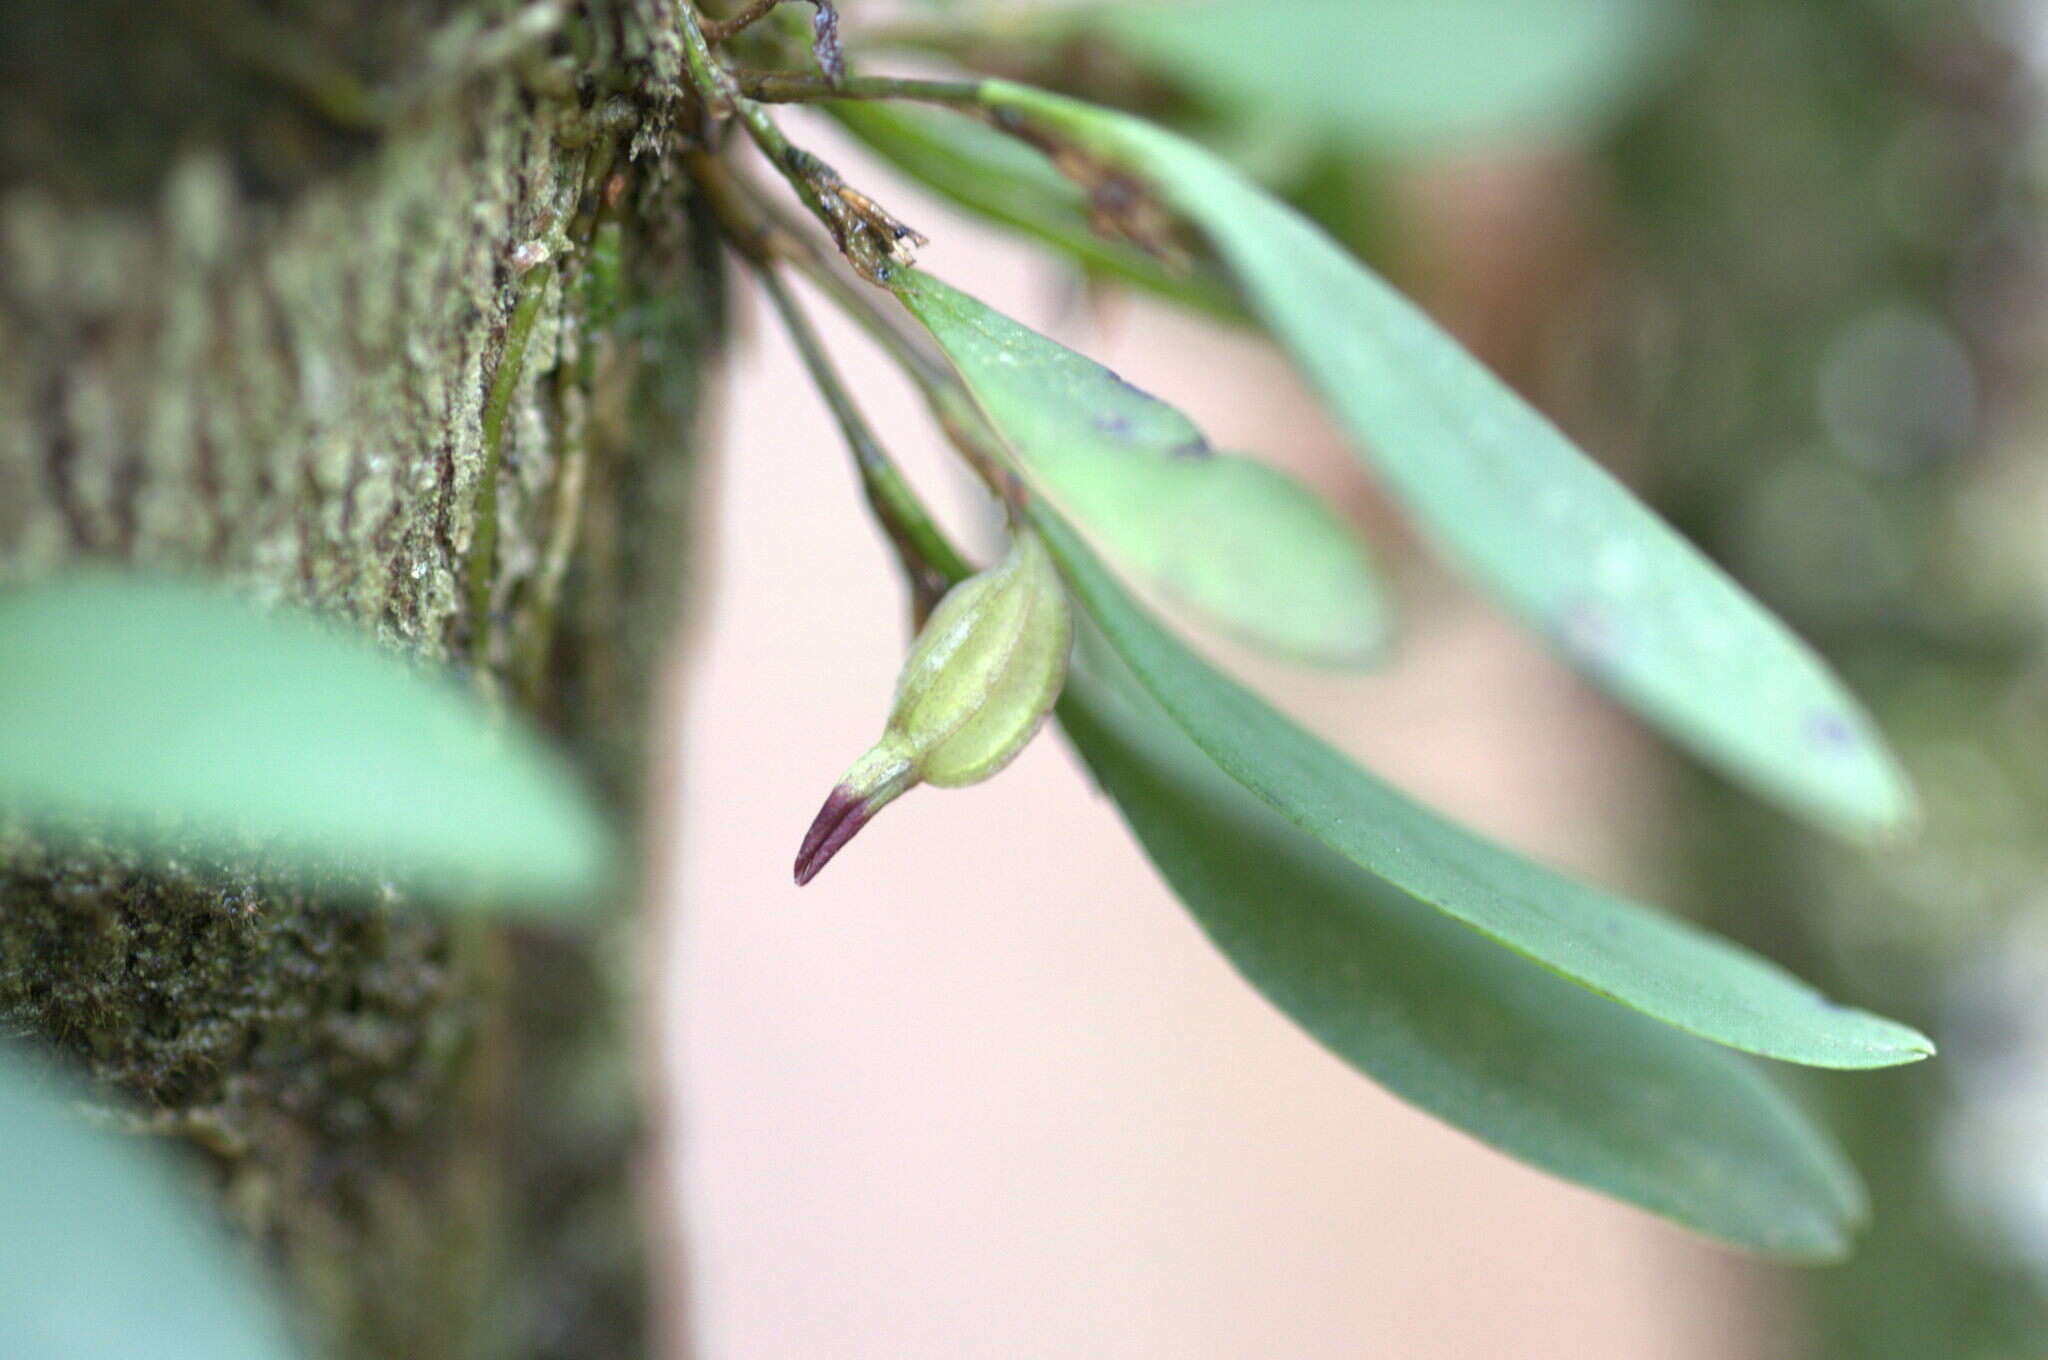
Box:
(0, 2, 721, 1355)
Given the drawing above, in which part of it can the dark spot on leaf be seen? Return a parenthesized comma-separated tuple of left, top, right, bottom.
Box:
(1804, 711, 1857, 754)
(1169, 439, 1212, 461)
(1559, 599, 1618, 663)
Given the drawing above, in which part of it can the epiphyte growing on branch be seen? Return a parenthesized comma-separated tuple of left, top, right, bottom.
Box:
(795, 527, 1073, 885)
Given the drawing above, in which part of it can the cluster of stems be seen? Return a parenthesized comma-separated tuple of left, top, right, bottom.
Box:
(676, 1, 1021, 605)
(676, 1, 1078, 880)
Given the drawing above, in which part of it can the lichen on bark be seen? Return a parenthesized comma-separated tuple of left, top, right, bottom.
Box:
(0, 2, 720, 1356)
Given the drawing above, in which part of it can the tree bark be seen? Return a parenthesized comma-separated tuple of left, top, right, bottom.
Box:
(0, 2, 720, 1356)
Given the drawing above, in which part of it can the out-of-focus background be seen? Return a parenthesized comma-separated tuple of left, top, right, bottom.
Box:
(664, 3, 2048, 1356)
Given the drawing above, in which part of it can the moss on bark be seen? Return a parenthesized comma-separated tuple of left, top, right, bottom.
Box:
(0, 2, 720, 1355)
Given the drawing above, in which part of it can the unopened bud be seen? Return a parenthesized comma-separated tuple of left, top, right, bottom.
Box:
(795, 528, 1073, 885)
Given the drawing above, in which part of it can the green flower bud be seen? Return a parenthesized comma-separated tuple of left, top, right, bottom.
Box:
(795, 528, 1073, 885)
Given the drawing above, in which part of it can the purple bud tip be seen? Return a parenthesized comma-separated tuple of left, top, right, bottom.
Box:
(794, 786, 874, 886)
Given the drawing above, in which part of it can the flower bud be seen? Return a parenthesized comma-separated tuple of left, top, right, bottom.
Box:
(795, 528, 1073, 885)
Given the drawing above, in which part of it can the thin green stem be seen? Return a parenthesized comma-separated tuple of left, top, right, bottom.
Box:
(757, 266, 973, 606)
(730, 71, 985, 106)
(514, 138, 630, 706)
(467, 265, 551, 648)
(683, 146, 972, 606)
(679, 7, 830, 230)
(700, 0, 783, 43)
(797, 252, 953, 389)
(768, 239, 1019, 501)
(727, 176, 948, 385)
(515, 356, 591, 704)
(676, 17, 1022, 515)
(724, 179, 1023, 506)
(791, 252, 1014, 494)
(678, 1, 924, 283)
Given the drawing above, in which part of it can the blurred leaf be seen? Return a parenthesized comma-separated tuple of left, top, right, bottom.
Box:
(1061, 0, 1687, 154)
(1058, 656, 1866, 1258)
(1031, 502, 1931, 1069)
(979, 83, 1917, 840)
(0, 574, 613, 911)
(891, 268, 1387, 667)
(831, 103, 1237, 317)
(0, 1043, 300, 1359)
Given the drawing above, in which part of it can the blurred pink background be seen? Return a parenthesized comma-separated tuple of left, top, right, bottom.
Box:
(657, 118, 1773, 1359)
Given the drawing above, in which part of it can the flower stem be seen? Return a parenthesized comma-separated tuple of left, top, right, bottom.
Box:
(730, 71, 985, 107)
(678, 3, 923, 284)
(681, 148, 971, 615)
(757, 265, 972, 616)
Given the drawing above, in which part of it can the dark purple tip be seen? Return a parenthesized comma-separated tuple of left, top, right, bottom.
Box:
(794, 786, 874, 886)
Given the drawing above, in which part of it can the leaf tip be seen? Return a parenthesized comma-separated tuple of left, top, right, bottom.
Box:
(1840, 1019, 1937, 1069)
(1776, 1220, 1859, 1267)
(1820, 719, 1921, 846)
(1866, 771, 1924, 846)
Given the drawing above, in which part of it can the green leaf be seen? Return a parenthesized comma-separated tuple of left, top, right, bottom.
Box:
(830, 102, 1238, 318)
(1031, 503, 1931, 1069)
(0, 573, 613, 911)
(1072, 0, 1689, 154)
(979, 82, 1916, 840)
(0, 1043, 301, 1358)
(890, 268, 1388, 667)
(1058, 659, 1865, 1259)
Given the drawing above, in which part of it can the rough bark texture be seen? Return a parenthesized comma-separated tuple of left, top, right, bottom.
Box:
(0, 2, 721, 1356)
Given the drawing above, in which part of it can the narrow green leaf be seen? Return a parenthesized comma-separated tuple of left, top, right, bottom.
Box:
(0, 574, 613, 911)
(1058, 660, 1864, 1259)
(891, 268, 1388, 667)
(1073, 0, 1688, 154)
(830, 102, 1238, 318)
(0, 1043, 301, 1358)
(1032, 503, 1931, 1069)
(979, 82, 1915, 840)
